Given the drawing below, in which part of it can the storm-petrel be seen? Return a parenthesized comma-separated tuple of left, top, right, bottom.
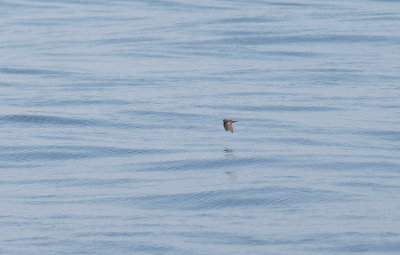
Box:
(223, 119, 237, 133)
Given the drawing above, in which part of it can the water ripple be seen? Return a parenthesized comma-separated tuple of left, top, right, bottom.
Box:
(0, 114, 98, 126)
(139, 156, 282, 172)
(0, 67, 69, 75)
(196, 104, 341, 112)
(0, 178, 146, 187)
(184, 34, 398, 46)
(1, 145, 175, 162)
(25, 186, 348, 211)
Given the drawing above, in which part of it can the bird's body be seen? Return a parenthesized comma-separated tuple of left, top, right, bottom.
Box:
(223, 119, 237, 133)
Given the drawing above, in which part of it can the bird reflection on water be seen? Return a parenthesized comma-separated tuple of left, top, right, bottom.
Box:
(224, 148, 237, 181)
(225, 170, 237, 182)
(224, 148, 234, 157)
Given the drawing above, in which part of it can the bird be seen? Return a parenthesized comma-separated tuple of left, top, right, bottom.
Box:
(223, 119, 237, 133)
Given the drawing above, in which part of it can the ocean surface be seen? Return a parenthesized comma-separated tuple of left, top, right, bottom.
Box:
(1, 0, 400, 254)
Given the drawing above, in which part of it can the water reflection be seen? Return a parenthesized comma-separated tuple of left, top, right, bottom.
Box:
(224, 148, 234, 158)
(224, 148, 237, 181)
(225, 170, 237, 182)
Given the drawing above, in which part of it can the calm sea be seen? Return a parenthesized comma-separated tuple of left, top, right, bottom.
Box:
(1, 0, 399, 254)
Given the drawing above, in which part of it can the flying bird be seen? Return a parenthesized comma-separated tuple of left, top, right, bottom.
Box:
(223, 119, 237, 133)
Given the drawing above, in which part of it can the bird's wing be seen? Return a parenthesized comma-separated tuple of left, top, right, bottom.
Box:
(227, 123, 234, 133)
(223, 122, 229, 131)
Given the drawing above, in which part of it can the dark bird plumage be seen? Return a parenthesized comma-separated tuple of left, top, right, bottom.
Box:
(223, 119, 237, 133)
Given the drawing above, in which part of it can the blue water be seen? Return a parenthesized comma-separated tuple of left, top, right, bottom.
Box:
(1, 0, 400, 254)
